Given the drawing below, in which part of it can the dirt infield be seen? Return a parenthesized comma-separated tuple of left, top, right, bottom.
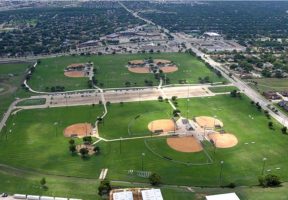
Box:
(64, 123, 92, 138)
(161, 66, 178, 73)
(167, 136, 203, 153)
(195, 116, 224, 128)
(129, 60, 145, 65)
(208, 133, 238, 148)
(64, 71, 86, 77)
(154, 59, 171, 64)
(128, 67, 150, 74)
(148, 119, 176, 133)
(67, 63, 84, 68)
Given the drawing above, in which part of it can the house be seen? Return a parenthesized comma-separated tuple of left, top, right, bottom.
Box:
(263, 91, 281, 100)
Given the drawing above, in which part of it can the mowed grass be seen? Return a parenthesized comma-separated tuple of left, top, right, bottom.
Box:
(16, 98, 46, 106)
(28, 53, 225, 91)
(0, 62, 32, 117)
(1, 95, 288, 188)
(208, 86, 238, 93)
(0, 171, 101, 200)
(247, 78, 288, 93)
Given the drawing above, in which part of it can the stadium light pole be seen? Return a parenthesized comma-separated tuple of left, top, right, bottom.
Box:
(141, 152, 145, 171)
(261, 157, 267, 175)
(54, 122, 58, 136)
(219, 160, 224, 186)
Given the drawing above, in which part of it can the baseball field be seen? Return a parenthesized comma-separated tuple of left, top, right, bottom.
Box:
(1, 94, 288, 190)
(27, 53, 225, 91)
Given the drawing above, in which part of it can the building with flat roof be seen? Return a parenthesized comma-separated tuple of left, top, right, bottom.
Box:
(206, 192, 240, 200)
(112, 191, 133, 200)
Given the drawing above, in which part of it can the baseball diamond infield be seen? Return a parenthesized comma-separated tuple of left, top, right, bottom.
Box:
(208, 133, 238, 148)
(63, 123, 92, 138)
(128, 59, 178, 74)
(167, 136, 203, 153)
(195, 116, 224, 128)
(64, 71, 86, 77)
(148, 119, 176, 133)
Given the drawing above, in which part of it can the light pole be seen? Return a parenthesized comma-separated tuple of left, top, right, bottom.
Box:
(214, 115, 217, 128)
(141, 152, 145, 171)
(186, 99, 190, 119)
(219, 160, 224, 186)
(261, 157, 267, 175)
(54, 122, 58, 136)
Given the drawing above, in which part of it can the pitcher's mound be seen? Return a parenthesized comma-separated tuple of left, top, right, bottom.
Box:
(167, 136, 203, 153)
(148, 119, 176, 133)
(208, 133, 238, 148)
(64, 123, 92, 138)
(64, 71, 85, 77)
(195, 116, 223, 128)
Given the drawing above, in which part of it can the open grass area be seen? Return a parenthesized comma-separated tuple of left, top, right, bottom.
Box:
(1, 95, 288, 189)
(208, 86, 238, 93)
(0, 62, 32, 117)
(17, 98, 46, 106)
(0, 171, 101, 200)
(28, 53, 225, 91)
(247, 78, 288, 93)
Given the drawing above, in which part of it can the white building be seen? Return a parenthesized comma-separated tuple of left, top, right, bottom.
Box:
(206, 192, 240, 200)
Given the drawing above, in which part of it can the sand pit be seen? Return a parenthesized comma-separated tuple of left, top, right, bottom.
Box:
(128, 67, 150, 74)
(64, 71, 86, 77)
(167, 136, 203, 153)
(161, 66, 178, 73)
(154, 59, 171, 64)
(148, 119, 176, 133)
(129, 60, 145, 65)
(208, 133, 238, 148)
(64, 123, 92, 138)
(195, 116, 223, 128)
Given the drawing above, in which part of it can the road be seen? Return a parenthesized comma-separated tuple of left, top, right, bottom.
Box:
(119, 1, 288, 127)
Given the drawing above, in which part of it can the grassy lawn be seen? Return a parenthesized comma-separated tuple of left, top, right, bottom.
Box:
(1, 95, 288, 190)
(28, 53, 225, 91)
(17, 98, 46, 106)
(0, 171, 101, 200)
(208, 86, 238, 93)
(0, 62, 32, 117)
(247, 78, 288, 93)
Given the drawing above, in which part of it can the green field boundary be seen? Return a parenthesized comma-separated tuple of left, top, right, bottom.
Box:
(208, 86, 239, 93)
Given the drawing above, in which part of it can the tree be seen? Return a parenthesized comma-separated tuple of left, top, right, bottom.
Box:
(69, 144, 76, 154)
(40, 177, 47, 189)
(281, 127, 287, 134)
(69, 139, 75, 145)
(79, 148, 89, 158)
(149, 173, 161, 186)
(98, 179, 111, 196)
(158, 96, 163, 102)
(268, 121, 273, 129)
(173, 109, 181, 117)
(83, 136, 93, 144)
(93, 146, 100, 154)
(259, 174, 281, 187)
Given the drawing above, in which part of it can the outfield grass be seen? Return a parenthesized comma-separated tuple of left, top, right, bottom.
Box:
(1, 95, 288, 188)
(28, 53, 225, 91)
(208, 86, 238, 93)
(0, 62, 32, 117)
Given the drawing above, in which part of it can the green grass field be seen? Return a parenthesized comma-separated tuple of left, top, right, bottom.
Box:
(0, 62, 32, 117)
(28, 53, 225, 91)
(208, 86, 239, 93)
(16, 98, 46, 106)
(1, 94, 288, 190)
(247, 78, 288, 93)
